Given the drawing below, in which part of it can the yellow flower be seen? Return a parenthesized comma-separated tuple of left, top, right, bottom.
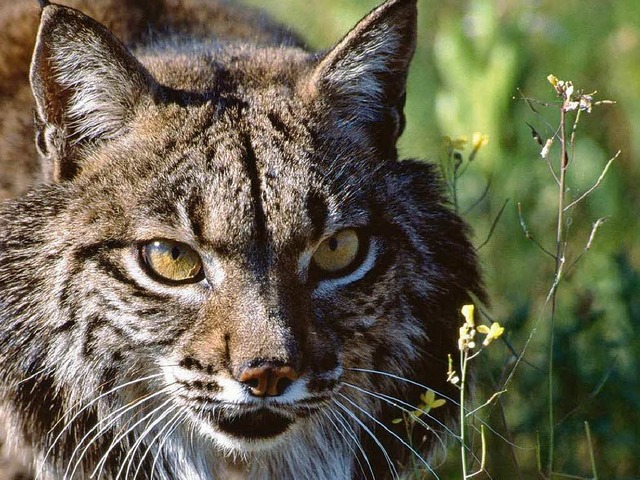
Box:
(391, 389, 446, 424)
(419, 389, 446, 412)
(547, 74, 559, 87)
(458, 304, 477, 351)
(461, 304, 475, 326)
(443, 135, 468, 151)
(469, 133, 489, 162)
(471, 132, 489, 151)
(477, 322, 505, 346)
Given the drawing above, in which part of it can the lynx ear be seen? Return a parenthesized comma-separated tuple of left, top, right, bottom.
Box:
(308, 0, 417, 158)
(30, 4, 155, 181)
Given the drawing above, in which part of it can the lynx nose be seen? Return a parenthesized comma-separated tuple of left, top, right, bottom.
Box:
(238, 363, 298, 397)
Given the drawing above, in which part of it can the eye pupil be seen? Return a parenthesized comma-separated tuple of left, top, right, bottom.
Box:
(141, 240, 203, 284)
(311, 229, 362, 276)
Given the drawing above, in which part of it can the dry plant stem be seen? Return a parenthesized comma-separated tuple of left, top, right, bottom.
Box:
(453, 176, 459, 213)
(565, 217, 609, 274)
(517, 203, 556, 260)
(585, 421, 598, 480)
(460, 348, 469, 479)
(548, 105, 569, 478)
(476, 199, 509, 251)
(465, 390, 507, 418)
(466, 425, 487, 479)
(568, 108, 582, 166)
(563, 151, 620, 211)
(497, 397, 524, 479)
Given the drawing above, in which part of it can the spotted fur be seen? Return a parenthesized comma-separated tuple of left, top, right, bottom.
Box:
(0, 1, 482, 479)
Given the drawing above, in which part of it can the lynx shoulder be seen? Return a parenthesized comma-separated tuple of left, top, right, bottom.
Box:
(0, 1, 482, 479)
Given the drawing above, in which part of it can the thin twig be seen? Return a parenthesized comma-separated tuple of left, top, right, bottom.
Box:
(536, 432, 542, 474)
(466, 425, 487, 478)
(567, 108, 583, 168)
(516, 88, 559, 111)
(566, 217, 609, 273)
(547, 102, 571, 477)
(585, 421, 599, 480)
(460, 348, 469, 479)
(465, 390, 507, 418)
(497, 395, 524, 479)
(556, 361, 614, 427)
(517, 203, 557, 260)
(464, 177, 493, 215)
(545, 154, 562, 186)
(563, 151, 620, 211)
(477, 304, 545, 373)
(476, 199, 509, 251)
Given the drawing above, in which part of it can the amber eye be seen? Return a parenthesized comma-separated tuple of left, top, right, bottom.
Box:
(140, 240, 203, 284)
(312, 229, 362, 275)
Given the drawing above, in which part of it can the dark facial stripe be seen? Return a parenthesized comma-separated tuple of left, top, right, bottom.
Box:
(74, 244, 175, 303)
(187, 189, 205, 243)
(242, 135, 268, 251)
(305, 189, 328, 242)
(98, 257, 175, 303)
(267, 111, 290, 136)
(74, 240, 130, 262)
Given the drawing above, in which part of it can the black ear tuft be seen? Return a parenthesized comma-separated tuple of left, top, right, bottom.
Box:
(30, 4, 155, 182)
(308, 0, 417, 158)
(37, 0, 50, 9)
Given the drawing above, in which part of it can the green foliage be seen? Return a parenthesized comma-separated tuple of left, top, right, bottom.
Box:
(244, 1, 639, 477)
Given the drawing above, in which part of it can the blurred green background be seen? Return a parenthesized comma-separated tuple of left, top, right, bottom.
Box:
(243, 1, 639, 478)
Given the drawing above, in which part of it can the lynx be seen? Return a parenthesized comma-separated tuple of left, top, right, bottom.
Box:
(0, 0, 483, 478)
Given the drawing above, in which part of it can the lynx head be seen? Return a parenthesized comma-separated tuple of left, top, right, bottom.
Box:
(0, 0, 482, 477)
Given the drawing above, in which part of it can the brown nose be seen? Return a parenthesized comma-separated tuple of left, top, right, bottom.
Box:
(238, 364, 298, 397)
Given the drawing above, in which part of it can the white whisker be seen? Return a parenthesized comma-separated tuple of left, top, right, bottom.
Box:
(341, 381, 459, 469)
(148, 409, 189, 480)
(13, 364, 55, 387)
(346, 368, 461, 406)
(324, 407, 375, 480)
(342, 382, 452, 442)
(346, 367, 513, 443)
(333, 399, 400, 480)
(118, 403, 180, 480)
(91, 393, 177, 479)
(337, 392, 440, 479)
(38, 372, 165, 479)
(65, 386, 172, 480)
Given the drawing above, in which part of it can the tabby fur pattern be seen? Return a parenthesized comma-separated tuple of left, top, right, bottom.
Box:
(0, 0, 483, 478)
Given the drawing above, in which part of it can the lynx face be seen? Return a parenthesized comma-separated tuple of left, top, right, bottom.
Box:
(0, 0, 482, 479)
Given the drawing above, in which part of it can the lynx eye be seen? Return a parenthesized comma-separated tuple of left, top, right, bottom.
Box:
(140, 240, 203, 284)
(312, 229, 362, 275)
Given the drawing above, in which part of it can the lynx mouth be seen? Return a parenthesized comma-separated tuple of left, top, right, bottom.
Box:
(213, 409, 294, 439)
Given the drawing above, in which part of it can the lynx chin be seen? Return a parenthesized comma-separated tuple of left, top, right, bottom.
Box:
(0, 0, 482, 478)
